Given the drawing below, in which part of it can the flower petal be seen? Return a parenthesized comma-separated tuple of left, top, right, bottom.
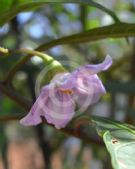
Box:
(43, 89, 75, 129)
(20, 56, 112, 129)
(73, 75, 106, 109)
(73, 55, 112, 77)
(51, 72, 76, 90)
(20, 86, 49, 125)
(59, 73, 76, 89)
(59, 55, 112, 91)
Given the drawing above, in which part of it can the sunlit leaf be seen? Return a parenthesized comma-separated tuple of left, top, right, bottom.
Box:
(92, 116, 135, 169)
(0, 0, 119, 26)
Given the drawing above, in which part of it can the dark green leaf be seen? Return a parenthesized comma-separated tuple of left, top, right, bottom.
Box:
(35, 23, 135, 52)
(0, 0, 119, 26)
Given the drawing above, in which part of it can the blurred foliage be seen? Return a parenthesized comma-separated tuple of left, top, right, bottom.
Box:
(0, 0, 120, 26)
(1, 0, 135, 169)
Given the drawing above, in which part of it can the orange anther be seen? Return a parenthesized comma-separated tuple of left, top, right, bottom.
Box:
(60, 89, 73, 94)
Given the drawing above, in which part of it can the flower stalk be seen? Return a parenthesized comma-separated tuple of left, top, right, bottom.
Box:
(4, 48, 65, 84)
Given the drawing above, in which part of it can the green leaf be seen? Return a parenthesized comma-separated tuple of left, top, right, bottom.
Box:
(92, 116, 135, 169)
(0, 0, 119, 26)
(0, 0, 14, 13)
(35, 23, 135, 52)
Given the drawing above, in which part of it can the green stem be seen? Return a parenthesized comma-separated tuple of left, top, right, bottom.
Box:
(4, 49, 65, 84)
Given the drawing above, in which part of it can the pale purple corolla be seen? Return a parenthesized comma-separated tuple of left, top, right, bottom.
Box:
(20, 55, 112, 129)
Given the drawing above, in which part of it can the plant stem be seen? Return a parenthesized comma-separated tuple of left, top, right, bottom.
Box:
(4, 49, 65, 84)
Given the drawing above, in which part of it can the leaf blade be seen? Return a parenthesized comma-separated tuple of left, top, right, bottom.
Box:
(92, 116, 135, 169)
(0, 0, 119, 25)
(34, 23, 135, 52)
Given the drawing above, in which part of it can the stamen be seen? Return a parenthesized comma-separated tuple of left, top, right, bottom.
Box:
(60, 89, 73, 94)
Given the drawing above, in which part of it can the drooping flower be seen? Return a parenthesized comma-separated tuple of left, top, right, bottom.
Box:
(20, 55, 112, 129)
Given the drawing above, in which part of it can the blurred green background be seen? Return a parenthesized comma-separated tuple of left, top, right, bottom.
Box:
(1, 0, 135, 169)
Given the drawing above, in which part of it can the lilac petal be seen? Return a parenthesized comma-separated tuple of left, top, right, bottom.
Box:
(59, 55, 112, 91)
(20, 86, 49, 126)
(52, 56, 112, 91)
(43, 89, 75, 129)
(73, 55, 112, 77)
(51, 72, 76, 90)
(59, 73, 76, 89)
(73, 75, 106, 109)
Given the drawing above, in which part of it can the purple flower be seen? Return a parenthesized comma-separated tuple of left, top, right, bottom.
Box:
(20, 55, 112, 129)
